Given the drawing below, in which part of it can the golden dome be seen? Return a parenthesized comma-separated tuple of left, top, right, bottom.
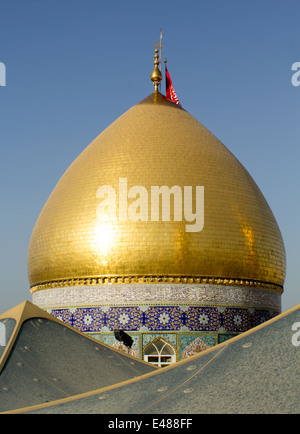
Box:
(28, 91, 286, 293)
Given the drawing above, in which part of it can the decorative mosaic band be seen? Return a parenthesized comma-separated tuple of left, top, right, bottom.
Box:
(32, 283, 282, 311)
(97, 331, 237, 361)
(30, 274, 284, 294)
(45, 304, 279, 334)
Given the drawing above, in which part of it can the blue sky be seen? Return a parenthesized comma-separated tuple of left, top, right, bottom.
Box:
(0, 0, 299, 313)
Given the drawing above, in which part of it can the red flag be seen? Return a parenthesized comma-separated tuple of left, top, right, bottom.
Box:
(165, 67, 181, 107)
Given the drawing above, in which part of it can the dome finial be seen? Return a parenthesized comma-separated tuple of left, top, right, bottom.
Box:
(150, 48, 162, 92)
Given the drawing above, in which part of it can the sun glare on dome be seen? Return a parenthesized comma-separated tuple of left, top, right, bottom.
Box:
(94, 221, 116, 259)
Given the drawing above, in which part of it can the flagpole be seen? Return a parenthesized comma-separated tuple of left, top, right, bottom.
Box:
(152, 30, 163, 93)
(164, 57, 167, 95)
(159, 28, 162, 93)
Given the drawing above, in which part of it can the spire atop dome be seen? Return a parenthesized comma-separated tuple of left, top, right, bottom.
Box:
(150, 48, 162, 92)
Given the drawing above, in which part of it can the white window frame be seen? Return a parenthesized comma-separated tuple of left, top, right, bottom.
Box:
(144, 339, 176, 367)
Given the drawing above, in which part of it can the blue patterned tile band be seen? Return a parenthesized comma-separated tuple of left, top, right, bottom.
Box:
(49, 304, 278, 334)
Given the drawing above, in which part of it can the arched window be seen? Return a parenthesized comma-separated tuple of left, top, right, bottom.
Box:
(144, 339, 176, 367)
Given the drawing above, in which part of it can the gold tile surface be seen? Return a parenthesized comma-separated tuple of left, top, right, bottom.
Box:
(28, 92, 286, 292)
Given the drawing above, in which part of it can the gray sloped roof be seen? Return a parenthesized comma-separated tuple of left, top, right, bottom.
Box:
(0, 301, 156, 413)
(9, 303, 300, 415)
